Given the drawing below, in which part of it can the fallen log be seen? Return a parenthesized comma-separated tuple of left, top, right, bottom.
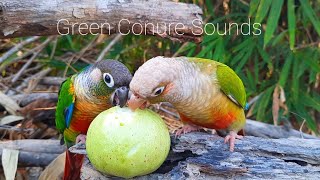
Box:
(0, 0, 203, 42)
(39, 77, 66, 86)
(245, 119, 317, 139)
(0, 139, 65, 167)
(77, 132, 320, 179)
(11, 93, 58, 107)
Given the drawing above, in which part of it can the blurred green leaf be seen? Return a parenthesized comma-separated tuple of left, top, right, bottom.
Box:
(212, 37, 225, 61)
(264, 0, 284, 47)
(249, 0, 260, 17)
(197, 40, 217, 58)
(271, 30, 287, 47)
(288, 0, 296, 49)
(300, 92, 320, 112)
(256, 44, 273, 72)
(299, 0, 320, 36)
(257, 86, 274, 121)
(254, 0, 272, 24)
(293, 102, 318, 133)
(279, 53, 293, 87)
(205, 1, 214, 15)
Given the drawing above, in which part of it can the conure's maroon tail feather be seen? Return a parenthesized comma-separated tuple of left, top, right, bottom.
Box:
(63, 150, 84, 180)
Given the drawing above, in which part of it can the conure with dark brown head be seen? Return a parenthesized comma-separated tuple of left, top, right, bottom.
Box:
(56, 60, 132, 180)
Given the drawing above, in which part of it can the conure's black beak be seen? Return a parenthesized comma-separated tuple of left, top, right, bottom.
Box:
(111, 86, 129, 108)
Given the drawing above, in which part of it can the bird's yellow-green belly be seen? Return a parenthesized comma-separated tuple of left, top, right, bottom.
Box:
(178, 94, 245, 131)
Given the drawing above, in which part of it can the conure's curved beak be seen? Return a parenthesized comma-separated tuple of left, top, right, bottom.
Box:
(127, 93, 148, 111)
(111, 86, 129, 108)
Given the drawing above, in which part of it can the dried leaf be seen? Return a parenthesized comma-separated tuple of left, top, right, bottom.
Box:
(38, 153, 65, 180)
(0, 91, 20, 115)
(315, 73, 320, 89)
(0, 115, 24, 125)
(279, 86, 286, 103)
(272, 85, 280, 126)
(2, 148, 19, 180)
(279, 86, 288, 115)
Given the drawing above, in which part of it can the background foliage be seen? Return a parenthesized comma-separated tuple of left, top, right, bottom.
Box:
(1, 0, 319, 134)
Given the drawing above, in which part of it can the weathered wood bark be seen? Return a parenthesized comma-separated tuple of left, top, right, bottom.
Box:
(245, 119, 317, 139)
(39, 76, 66, 86)
(0, 139, 65, 166)
(79, 133, 320, 179)
(0, 0, 203, 42)
(11, 93, 58, 107)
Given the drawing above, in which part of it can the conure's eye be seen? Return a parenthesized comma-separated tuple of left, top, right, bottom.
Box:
(153, 86, 165, 96)
(103, 73, 114, 88)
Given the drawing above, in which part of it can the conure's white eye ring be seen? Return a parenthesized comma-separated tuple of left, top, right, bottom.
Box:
(153, 86, 165, 96)
(103, 73, 114, 88)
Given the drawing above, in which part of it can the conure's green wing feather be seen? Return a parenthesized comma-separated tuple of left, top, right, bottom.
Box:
(215, 63, 246, 108)
(55, 77, 75, 133)
(188, 57, 246, 108)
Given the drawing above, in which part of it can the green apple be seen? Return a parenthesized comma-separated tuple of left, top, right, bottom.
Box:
(86, 106, 170, 178)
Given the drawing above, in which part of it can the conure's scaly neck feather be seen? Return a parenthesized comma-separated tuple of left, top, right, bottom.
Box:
(73, 66, 112, 105)
(165, 58, 219, 120)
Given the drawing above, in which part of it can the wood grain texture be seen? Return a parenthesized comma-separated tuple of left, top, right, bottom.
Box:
(0, 139, 65, 167)
(79, 132, 320, 179)
(0, 0, 203, 42)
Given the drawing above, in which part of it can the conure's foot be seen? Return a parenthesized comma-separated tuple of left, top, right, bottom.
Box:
(76, 134, 87, 144)
(175, 124, 202, 138)
(224, 131, 243, 152)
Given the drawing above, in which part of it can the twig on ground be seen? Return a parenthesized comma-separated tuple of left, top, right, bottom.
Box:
(96, 34, 123, 62)
(294, 40, 320, 50)
(11, 38, 53, 83)
(25, 68, 52, 93)
(299, 119, 306, 139)
(75, 35, 100, 64)
(247, 94, 260, 107)
(0, 50, 32, 72)
(0, 36, 40, 63)
(0, 125, 34, 133)
(15, 68, 52, 94)
(0, 82, 9, 92)
(49, 36, 58, 60)
(24, 65, 44, 75)
(39, 77, 66, 86)
(11, 92, 57, 106)
(0, 91, 20, 115)
(172, 42, 188, 57)
(63, 35, 100, 77)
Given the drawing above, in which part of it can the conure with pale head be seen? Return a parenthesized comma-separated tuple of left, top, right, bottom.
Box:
(128, 57, 246, 151)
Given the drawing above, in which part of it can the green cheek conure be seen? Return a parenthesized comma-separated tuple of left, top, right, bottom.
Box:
(128, 57, 247, 152)
(55, 60, 132, 180)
